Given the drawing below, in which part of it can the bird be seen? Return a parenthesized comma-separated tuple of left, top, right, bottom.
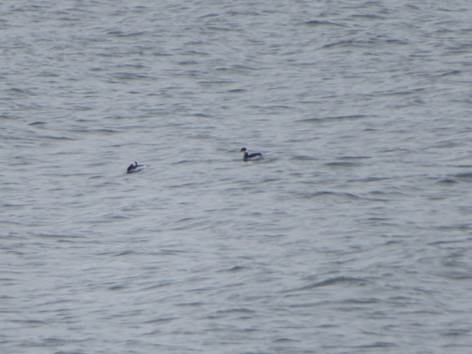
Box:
(240, 147, 263, 161)
(127, 161, 144, 173)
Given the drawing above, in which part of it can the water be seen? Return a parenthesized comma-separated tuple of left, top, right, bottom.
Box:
(1, 1, 472, 353)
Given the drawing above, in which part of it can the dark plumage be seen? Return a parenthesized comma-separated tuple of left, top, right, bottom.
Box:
(240, 147, 263, 161)
(127, 161, 142, 173)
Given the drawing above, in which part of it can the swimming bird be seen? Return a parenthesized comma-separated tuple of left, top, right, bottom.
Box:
(127, 161, 143, 173)
(240, 147, 263, 161)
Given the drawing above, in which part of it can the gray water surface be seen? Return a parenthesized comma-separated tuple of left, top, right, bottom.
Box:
(2, 1, 472, 353)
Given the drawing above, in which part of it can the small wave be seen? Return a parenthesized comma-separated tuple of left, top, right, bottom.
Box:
(176, 301, 206, 307)
(364, 217, 394, 225)
(437, 224, 471, 232)
(107, 30, 147, 38)
(343, 297, 381, 305)
(38, 134, 76, 141)
(177, 60, 198, 65)
(10, 319, 47, 326)
(436, 178, 458, 185)
(216, 64, 256, 72)
(198, 12, 219, 19)
(7, 87, 35, 96)
(298, 114, 367, 123)
(205, 26, 234, 32)
(227, 88, 246, 93)
(437, 271, 472, 281)
(214, 308, 256, 316)
(351, 14, 388, 21)
(35, 233, 76, 240)
(300, 191, 362, 200)
(376, 87, 426, 97)
(322, 37, 405, 50)
(199, 79, 234, 86)
(442, 328, 471, 337)
(144, 316, 178, 324)
(339, 155, 371, 160)
(428, 237, 471, 246)
(261, 177, 280, 183)
(324, 161, 361, 168)
(108, 284, 127, 291)
(192, 112, 212, 118)
(285, 276, 368, 293)
(304, 20, 345, 27)
(292, 155, 317, 161)
(72, 128, 118, 135)
(435, 70, 462, 77)
(321, 39, 358, 49)
(274, 337, 298, 343)
(112, 72, 149, 80)
(218, 265, 247, 273)
(29, 121, 46, 126)
(354, 342, 397, 349)
(38, 71, 60, 78)
(114, 250, 135, 257)
(117, 63, 147, 70)
(454, 172, 472, 180)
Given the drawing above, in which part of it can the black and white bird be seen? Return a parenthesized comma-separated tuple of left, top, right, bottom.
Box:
(240, 147, 263, 161)
(127, 161, 144, 173)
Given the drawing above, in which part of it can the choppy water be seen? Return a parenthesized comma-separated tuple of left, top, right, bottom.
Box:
(2, 1, 472, 353)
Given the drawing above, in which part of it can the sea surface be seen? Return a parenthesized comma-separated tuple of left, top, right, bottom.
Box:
(1, 1, 472, 353)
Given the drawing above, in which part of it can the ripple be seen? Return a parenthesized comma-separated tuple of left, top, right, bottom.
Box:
(285, 276, 369, 293)
(107, 30, 147, 38)
(354, 341, 397, 349)
(218, 265, 247, 273)
(298, 114, 368, 123)
(111, 72, 150, 80)
(304, 20, 345, 27)
(454, 172, 472, 181)
(436, 178, 458, 185)
(291, 155, 318, 161)
(299, 191, 363, 201)
(324, 161, 362, 168)
(29, 121, 46, 126)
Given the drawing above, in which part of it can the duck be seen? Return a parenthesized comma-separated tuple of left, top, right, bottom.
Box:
(127, 161, 144, 173)
(240, 147, 263, 161)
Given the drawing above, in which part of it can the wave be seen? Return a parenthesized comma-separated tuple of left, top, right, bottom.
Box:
(285, 276, 368, 293)
(454, 172, 472, 180)
(304, 20, 345, 27)
(291, 155, 318, 161)
(218, 265, 247, 273)
(354, 342, 397, 349)
(298, 114, 368, 123)
(299, 191, 363, 200)
(107, 30, 147, 38)
(29, 121, 46, 126)
(111, 72, 150, 80)
(324, 161, 362, 168)
(436, 178, 458, 185)
(321, 37, 407, 50)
